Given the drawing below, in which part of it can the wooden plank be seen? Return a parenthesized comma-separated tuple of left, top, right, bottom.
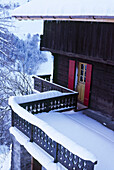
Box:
(41, 47, 114, 66)
(41, 21, 114, 63)
(13, 16, 114, 23)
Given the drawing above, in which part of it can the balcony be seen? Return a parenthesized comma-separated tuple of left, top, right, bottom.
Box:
(9, 77, 97, 170)
(32, 75, 75, 93)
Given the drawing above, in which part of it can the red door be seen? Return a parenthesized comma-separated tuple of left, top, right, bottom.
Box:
(84, 64, 92, 106)
(68, 60, 76, 90)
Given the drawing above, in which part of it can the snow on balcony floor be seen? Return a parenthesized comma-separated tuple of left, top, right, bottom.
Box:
(9, 91, 114, 170)
(35, 111, 114, 170)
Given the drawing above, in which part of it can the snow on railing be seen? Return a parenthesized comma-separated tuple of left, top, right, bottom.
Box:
(32, 76, 78, 112)
(9, 92, 97, 169)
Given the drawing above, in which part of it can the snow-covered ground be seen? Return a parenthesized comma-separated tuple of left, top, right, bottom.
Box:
(0, 145, 11, 170)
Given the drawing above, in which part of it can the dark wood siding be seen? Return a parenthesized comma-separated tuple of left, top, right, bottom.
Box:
(53, 55, 114, 117)
(41, 21, 114, 62)
(41, 21, 114, 117)
(53, 54, 69, 88)
(90, 63, 114, 117)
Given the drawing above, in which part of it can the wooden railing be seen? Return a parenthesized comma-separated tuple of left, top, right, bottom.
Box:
(37, 74, 51, 81)
(10, 76, 97, 169)
(12, 111, 97, 170)
(33, 76, 75, 93)
(19, 93, 77, 113)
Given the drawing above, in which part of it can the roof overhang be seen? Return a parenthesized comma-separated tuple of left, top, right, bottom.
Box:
(13, 15, 114, 23)
(11, 0, 114, 23)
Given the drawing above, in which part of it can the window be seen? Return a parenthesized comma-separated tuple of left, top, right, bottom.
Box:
(79, 63, 87, 83)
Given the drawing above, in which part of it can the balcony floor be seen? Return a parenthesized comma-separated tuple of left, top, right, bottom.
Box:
(77, 102, 88, 111)
(35, 110, 114, 170)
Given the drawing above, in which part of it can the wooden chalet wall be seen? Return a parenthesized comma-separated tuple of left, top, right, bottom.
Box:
(90, 63, 114, 117)
(41, 21, 114, 63)
(53, 54, 69, 87)
(41, 21, 114, 118)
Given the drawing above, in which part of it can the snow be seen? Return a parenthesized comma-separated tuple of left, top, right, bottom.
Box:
(0, 0, 43, 39)
(0, 145, 11, 170)
(0, 0, 27, 5)
(9, 1, 43, 38)
(3, 1, 113, 168)
(9, 92, 96, 163)
(10, 127, 66, 170)
(9, 90, 69, 104)
(9, 19, 43, 39)
(35, 111, 114, 170)
(0, 37, 8, 43)
(65, 111, 114, 142)
(1, 146, 11, 170)
(0, 50, 7, 57)
(8, 79, 114, 169)
(10, 108, 114, 169)
(11, 0, 114, 19)
(36, 51, 53, 79)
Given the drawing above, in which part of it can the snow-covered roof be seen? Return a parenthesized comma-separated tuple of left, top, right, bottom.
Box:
(12, 0, 114, 22)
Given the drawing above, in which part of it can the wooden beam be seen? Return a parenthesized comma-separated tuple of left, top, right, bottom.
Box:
(41, 47, 114, 66)
(12, 15, 114, 23)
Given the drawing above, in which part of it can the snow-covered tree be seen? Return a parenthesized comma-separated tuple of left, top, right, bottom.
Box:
(0, 4, 47, 146)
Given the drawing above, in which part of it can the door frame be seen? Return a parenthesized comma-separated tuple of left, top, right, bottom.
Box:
(68, 60, 92, 107)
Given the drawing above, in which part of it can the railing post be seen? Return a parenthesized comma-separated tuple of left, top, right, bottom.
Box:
(30, 124, 33, 142)
(54, 142, 59, 163)
(86, 160, 97, 170)
(74, 94, 78, 112)
(11, 109, 14, 127)
(41, 81, 44, 92)
(46, 100, 50, 112)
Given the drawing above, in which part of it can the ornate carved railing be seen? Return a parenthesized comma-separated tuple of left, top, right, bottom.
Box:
(33, 76, 75, 93)
(10, 76, 97, 169)
(20, 93, 77, 113)
(12, 111, 97, 170)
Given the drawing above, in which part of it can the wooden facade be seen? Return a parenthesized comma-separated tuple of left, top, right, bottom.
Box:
(41, 21, 114, 64)
(41, 21, 114, 118)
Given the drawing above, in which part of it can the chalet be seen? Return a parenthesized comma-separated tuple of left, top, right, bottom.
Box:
(9, 0, 114, 170)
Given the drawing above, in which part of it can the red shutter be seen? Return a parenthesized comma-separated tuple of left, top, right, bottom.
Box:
(84, 64, 92, 106)
(68, 60, 76, 90)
